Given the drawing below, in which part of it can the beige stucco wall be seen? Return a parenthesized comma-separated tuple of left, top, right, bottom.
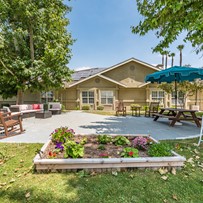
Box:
(56, 88, 77, 110)
(103, 61, 156, 87)
(118, 88, 147, 110)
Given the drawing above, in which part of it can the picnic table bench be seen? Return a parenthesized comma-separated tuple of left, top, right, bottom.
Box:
(153, 108, 201, 127)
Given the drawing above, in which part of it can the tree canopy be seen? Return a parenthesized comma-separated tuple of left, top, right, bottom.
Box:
(132, 0, 203, 54)
(0, 0, 73, 102)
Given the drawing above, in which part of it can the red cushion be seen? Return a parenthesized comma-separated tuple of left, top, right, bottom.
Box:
(32, 104, 40, 110)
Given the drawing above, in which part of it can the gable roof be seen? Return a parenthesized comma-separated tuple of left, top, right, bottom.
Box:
(72, 67, 107, 81)
(68, 57, 160, 88)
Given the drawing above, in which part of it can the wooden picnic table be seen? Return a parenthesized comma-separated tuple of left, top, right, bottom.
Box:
(153, 108, 201, 127)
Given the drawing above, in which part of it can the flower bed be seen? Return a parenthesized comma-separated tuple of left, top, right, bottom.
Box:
(33, 127, 186, 172)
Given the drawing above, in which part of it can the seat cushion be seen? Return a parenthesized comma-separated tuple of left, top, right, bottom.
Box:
(32, 104, 40, 110)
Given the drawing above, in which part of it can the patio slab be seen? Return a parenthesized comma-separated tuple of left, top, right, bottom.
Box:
(0, 111, 200, 143)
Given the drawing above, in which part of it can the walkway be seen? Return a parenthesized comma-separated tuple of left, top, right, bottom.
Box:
(0, 111, 200, 143)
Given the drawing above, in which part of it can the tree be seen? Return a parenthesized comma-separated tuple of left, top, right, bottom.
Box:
(0, 0, 73, 103)
(159, 80, 203, 108)
(169, 53, 175, 67)
(160, 50, 165, 68)
(177, 45, 184, 66)
(132, 0, 203, 54)
(162, 50, 169, 69)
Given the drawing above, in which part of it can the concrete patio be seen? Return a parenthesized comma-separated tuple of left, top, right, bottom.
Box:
(0, 111, 200, 143)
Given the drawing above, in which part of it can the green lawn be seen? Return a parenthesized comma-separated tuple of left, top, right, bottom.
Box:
(0, 139, 203, 203)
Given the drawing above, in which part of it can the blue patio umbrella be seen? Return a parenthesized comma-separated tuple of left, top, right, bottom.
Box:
(145, 66, 203, 109)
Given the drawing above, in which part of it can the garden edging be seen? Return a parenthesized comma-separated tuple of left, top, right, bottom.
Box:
(33, 134, 186, 172)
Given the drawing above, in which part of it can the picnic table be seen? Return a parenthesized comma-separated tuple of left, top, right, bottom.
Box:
(153, 108, 201, 127)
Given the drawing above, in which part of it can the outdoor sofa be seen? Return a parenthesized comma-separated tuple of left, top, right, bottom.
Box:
(10, 104, 43, 118)
(48, 102, 62, 115)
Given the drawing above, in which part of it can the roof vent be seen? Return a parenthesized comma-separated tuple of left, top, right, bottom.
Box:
(130, 65, 135, 70)
(95, 78, 100, 83)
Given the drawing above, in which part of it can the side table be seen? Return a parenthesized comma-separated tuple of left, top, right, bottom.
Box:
(131, 106, 141, 117)
(35, 111, 52, 119)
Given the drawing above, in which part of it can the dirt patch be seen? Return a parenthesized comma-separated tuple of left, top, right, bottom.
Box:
(42, 135, 150, 159)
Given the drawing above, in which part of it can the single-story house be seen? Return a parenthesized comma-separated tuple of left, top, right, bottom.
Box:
(0, 58, 202, 110)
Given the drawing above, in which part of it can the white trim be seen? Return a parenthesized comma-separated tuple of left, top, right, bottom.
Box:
(138, 82, 151, 88)
(98, 75, 127, 87)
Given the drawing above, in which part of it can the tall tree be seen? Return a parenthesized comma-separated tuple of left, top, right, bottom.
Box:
(159, 50, 165, 68)
(177, 45, 184, 66)
(0, 0, 73, 103)
(169, 53, 175, 67)
(162, 50, 169, 69)
(132, 0, 203, 54)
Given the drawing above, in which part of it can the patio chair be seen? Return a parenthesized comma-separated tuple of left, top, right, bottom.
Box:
(145, 102, 160, 117)
(0, 112, 24, 137)
(115, 101, 126, 116)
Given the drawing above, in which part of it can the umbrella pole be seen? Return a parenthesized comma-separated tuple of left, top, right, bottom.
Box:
(175, 74, 177, 110)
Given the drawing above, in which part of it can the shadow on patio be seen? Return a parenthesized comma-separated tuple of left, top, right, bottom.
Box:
(79, 116, 200, 140)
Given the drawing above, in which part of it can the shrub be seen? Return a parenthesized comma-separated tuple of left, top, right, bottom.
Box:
(132, 136, 149, 150)
(113, 136, 130, 146)
(50, 126, 75, 143)
(61, 104, 65, 111)
(82, 105, 90, 110)
(64, 140, 84, 158)
(148, 143, 172, 157)
(97, 105, 104, 110)
(121, 147, 139, 158)
(98, 135, 112, 144)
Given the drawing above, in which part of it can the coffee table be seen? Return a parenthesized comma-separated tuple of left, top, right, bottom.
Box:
(35, 111, 52, 119)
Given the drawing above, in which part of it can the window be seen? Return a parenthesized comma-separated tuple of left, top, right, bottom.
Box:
(151, 90, 164, 104)
(101, 91, 113, 104)
(41, 91, 53, 103)
(171, 91, 184, 105)
(82, 91, 94, 104)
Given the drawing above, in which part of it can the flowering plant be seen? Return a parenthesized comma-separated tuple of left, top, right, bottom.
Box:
(55, 142, 64, 151)
(48, 151, 57, 158)
(99, 153, 109, 158)
(121, 147, 139, 158)
(50, 126, 75, 143)
(132, 136, 149, 150)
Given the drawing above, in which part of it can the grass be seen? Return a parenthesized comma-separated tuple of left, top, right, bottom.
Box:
(0, 138, 203, 203)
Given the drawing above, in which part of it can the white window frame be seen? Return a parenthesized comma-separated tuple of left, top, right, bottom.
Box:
(151, 90, 164, 104)
(101, 90, 113, 105)
(82, 91, 94, 104)
(171, 91, 184, 105)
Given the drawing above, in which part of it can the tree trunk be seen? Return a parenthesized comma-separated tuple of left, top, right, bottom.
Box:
(11, 24, 20, 54)
(16, 89, 24, 104)
(29, 24, 34, 64)
(180, 50, 182, 66)
(162, 54, 164, 67)
(165, 54, 168, 69)
(171, 57, 174, 67)
(195, 89, 198, 105)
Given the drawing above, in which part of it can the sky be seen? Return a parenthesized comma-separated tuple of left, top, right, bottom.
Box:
(66, 0, 203, 70)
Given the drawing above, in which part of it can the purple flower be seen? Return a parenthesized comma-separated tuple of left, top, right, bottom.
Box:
(55, 142, 64, 151)
(132, 136, 148, 150)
